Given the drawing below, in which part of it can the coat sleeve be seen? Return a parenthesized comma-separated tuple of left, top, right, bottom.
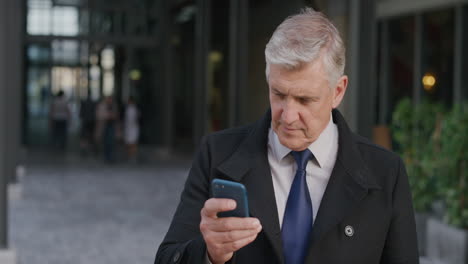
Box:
(380, 158, 420, 264)
(155, 137, 212, 264)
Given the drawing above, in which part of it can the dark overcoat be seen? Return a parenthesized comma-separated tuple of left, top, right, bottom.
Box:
(155, 109, 419, 264)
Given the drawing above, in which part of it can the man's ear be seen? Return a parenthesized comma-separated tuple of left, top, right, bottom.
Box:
(332, 75, 348, 108)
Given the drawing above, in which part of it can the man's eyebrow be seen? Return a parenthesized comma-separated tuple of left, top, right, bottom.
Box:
(295, 95, 320, 101)
(271, 87, 284, 94)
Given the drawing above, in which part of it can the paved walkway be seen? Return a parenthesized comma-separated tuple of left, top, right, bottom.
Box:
(9, 152, 191, 264)
(9, 152, 441, 264)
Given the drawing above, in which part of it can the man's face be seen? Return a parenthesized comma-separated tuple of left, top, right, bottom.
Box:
(268, 60, 347, 151)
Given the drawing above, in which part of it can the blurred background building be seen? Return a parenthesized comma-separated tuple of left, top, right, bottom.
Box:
(0, 0, 467, 263)
(6, 0, 468, 157)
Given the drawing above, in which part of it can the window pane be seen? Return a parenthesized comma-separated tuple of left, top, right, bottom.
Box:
(89, 65, 101, 101)
(28, 0, 52, 9)
(388, 16, 415, 112)
(90, 11, 113, 34)
(27, 44, 51, 64)
(27, 8, 52, 35)
(25, 66, 51, 145)
(27, 0, 79, 36)
(102, 72, 114, 96)
(53, 0, 86, 5)
(52, 6, 79, 36)
(52, 40, 80, 65)
(421, 9, 454, 105)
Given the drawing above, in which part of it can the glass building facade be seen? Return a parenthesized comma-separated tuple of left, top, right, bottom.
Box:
(376, 0, 468, 125)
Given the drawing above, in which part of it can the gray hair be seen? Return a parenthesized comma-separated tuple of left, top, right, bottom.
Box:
(265, 8, 345, 86)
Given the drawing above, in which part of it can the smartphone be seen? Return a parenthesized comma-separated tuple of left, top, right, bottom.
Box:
(211, 179, 249, 218)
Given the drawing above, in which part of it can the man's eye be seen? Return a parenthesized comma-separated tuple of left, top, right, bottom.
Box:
(275, 93, 285, 99)
(299, 98, 310, 104)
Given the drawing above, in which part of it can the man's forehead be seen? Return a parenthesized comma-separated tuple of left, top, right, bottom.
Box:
(270, 59, 325, 74)
(270, 82, 323, 97)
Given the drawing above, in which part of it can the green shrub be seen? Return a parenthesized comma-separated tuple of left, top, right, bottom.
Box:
(392, 98, 468, 228)
(438, 103, 468, 228)
(391, 98, 445, 212)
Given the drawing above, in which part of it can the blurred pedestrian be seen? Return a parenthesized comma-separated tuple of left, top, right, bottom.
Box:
(40, 85, 49, 115)
(49, 90, 70, 151)
(79, 97, 96, 156)
(96, 96, 119, 163)
(124, 96, 140, 162)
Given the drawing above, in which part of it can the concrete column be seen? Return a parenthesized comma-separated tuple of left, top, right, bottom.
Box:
(327, 0, 350, 119)
(346, 0, 360, 132)
(160, 0, 174, 153)
(347, 0, 377, 137)
(0, 0, 20, 261)
(378, 21, 390, 124)
(453, 5, 464, 103)
(5, 0, 24, 184)
(121, 46, 131, 102)
(228, 0, 248, 127)
(0, 0, 9, 248)
(358, 0, 378, 138)
(413, 14, 423, 105)
(194, 0, 211, 146)
(463, 6, 468, 101)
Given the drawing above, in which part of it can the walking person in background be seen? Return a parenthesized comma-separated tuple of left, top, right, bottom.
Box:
(124, 96, 140, 163)
(40, 85, 49, 115)
(96, 96, 119, 163)
(79, 96, 96, 156)
(49, 90, 70, 151)
(95, 98, 106, 154)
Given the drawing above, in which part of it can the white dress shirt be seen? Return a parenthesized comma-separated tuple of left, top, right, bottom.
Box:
(268, 115, 339, 227)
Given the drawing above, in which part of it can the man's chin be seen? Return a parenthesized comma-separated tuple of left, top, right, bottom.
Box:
(278, 137, 308, 151)
(278, 126, 302, 136)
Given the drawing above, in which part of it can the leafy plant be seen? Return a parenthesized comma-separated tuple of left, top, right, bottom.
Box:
(438, 103, 468, 228)
(391, 98, 445, 212)
(392, 98, 468, 229)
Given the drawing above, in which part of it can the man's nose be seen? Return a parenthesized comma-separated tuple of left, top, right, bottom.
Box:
(281, 102, 299, 124)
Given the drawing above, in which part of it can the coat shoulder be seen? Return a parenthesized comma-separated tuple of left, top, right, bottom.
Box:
(205, 123, 254, 145)
(201, 122, 258, 162)
(353, 134, 401, 161)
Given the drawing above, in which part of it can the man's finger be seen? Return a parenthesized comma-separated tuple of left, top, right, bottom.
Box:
(209, 217, 261, 232)
(207, 234, 258, 259)
(223, 234, 259, 252)
(202, 198, 237, 217)
(212, 225, 263, 243)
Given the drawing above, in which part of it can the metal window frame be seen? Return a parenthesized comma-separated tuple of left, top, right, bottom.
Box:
(377, 0, 468, 19)
(377, 1, 466, 110)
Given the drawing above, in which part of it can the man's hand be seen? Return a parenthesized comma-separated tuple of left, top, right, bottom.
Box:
(200, 198, 262, 264)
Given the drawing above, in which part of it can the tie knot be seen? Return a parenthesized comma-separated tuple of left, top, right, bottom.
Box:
(291, 149, 313, 171)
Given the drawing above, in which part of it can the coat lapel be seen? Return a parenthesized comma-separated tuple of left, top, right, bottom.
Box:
(216, 110, 284, 263)
(305, 110, 381, 261)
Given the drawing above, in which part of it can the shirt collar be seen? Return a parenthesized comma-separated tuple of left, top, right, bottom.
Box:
(268, 113, 337, 168)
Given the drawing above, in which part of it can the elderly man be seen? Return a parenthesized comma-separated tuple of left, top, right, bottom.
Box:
(155, 8, 418, 264)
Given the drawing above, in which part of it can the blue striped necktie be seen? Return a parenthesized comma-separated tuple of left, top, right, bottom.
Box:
(282, 149, 313, 264)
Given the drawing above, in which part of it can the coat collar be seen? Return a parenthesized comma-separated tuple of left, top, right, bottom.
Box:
(331, 109, 380, 190)
(216, 109, 381, 262)
(216, 109, 380, 191)
(216, 110, 271, 181)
